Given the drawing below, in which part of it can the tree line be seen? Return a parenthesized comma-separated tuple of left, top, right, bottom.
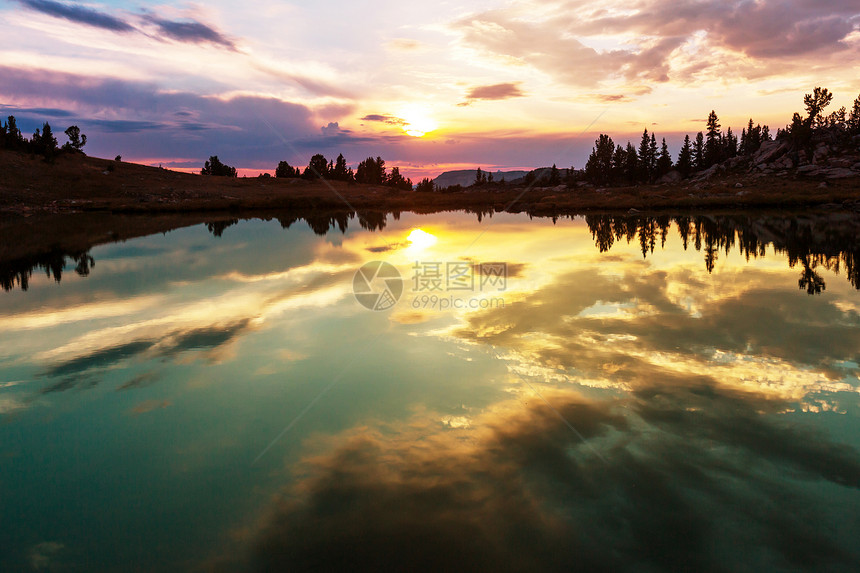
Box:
(583, 88, 860, 186)
(201, 153, 415, 190)
(0, 116, 87, 160)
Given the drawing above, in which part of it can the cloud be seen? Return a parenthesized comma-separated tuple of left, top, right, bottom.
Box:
(360, 114, 407, 125)
(38, 319, 253, 392)
(452, 1, 860, 87)
(0, 65, 325, 166)
(214, 385, 860, 571)
(144, 15, 236, 50)
(459, 82, 525, 106)
(16, 0, 134, 32)
(129, 400, 171, 415)
(42, 340, 156, 379)
(117, 371, 161, 391)
(320, 121, 342, 136)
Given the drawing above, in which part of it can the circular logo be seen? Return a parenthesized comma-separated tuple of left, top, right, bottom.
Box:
(353, 261, 403, 311)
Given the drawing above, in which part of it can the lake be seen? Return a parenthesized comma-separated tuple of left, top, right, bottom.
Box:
(1, 210, 859, 571)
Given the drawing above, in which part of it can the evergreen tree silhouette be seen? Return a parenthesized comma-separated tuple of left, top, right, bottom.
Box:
(275, 161, 299, 178)
(201, 156, 237, 177)
(656, 138, 672, 177)
(624, 141, 638, 183)
(63, 125, 87, 152)
(677, 135, 693, 177)
(692, 132, 705, 171)
(705, 110, 721, 167)
(585, 134, 615, 185)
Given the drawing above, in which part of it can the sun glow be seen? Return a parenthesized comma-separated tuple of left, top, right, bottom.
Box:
(407, 228, 438, 249)
(401, 106, 438, 137)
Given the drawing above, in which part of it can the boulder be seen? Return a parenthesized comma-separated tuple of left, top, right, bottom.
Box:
(828, 158, 855, 169)
(823, 168, 857, 179)
(657, 170, 682, 184)
(693, 163, 724, 181)
(753, 141, 788, 165)
(773, 156, 795, 169)
(796, 165, 822, 175)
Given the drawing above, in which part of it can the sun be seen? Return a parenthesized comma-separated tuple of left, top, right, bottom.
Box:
(407, 228, 438, 249)
(401, 107, 438, 138)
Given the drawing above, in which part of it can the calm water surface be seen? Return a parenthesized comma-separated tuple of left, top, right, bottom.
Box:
(1, 212, 859, 571)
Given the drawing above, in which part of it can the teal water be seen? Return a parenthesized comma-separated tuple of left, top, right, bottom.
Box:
(1, 212, 859, 571)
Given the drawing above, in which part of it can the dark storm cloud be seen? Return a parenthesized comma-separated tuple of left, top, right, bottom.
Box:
(213, 385, 860, 571)
(144, 15, 236, 50)
(16, 0, 135, 32)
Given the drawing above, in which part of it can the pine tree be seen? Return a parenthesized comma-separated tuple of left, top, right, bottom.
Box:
(848, 93, 860, 135)
(648, 133, 658, 181)
(4, 116, 22, 149)
(549, 164, 560, 185)
(612, 146, 626, 183)
(584, 134, 615, 185)
(416, 178, 435, 192)
(63, 125, 87, 152)
(724, 127, 737, 158)
(332, 153, 350, 181)
(637, 129, 651, 183)
(276, 161, 298, 178)
(692, 132, 705, 171)
(39, 122, 57, 159)
(705, 110, 721, 167)
(677, 135, 693, 177)
(656, 138, 672, 177)
(201, 156, 237, 177)
(303, 154, 329, 179)
(803, 87, 833, 128)
(624, 142, 638, 183)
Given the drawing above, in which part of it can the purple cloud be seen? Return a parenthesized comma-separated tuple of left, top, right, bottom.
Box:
(455, 0, 860, 86)
(144, 15, 236, 50)
(464, 82, 525, 102)
(16, 0, 134, 32)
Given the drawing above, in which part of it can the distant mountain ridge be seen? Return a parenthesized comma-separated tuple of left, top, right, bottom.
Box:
(432, 167, 575, 188)
(432, 169, 530, 188)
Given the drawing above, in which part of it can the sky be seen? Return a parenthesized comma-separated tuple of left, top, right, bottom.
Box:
(1, 0, 859, 178)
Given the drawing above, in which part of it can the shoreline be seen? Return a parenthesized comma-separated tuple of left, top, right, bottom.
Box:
(2, 150, 860, 219)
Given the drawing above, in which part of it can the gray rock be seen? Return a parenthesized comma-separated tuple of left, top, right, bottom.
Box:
(796, 165, 822, 175)
(823, 168, 857, 179)
(753, 141, 788, 165)
(693, 164, 724, 181)
(774, 156, 795, 169)
(735, 182, 744, 188)
(657, 170, 682, 184)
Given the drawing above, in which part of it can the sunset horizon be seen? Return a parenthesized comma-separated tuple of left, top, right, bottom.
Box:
(2, 0, 859, 179)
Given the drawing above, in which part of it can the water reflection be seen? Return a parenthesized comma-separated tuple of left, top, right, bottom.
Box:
(0, 249, 94, 291)
(1, 212, 858, 571)
(586, 214, 860, 292)
(3, 211, 860, 295)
